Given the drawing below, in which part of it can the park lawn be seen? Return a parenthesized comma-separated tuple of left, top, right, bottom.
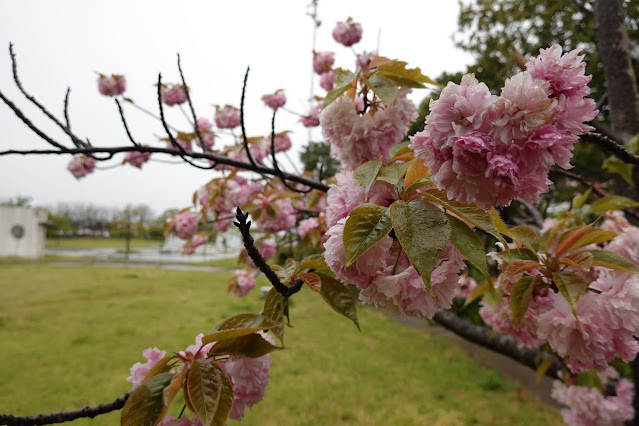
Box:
(45, 237, 161, 250)
(193, 255, 241, 269)
(0, 265, 561, 425)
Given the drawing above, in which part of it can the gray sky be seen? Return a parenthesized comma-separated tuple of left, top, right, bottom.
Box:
(0, 0, 472, 215)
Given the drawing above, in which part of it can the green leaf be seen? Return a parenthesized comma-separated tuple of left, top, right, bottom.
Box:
(361, 74, 398, 105)
(588, 250, 639, 274)
(316, 273, 360, 330)
(375, 60, 438, 87)
(121, 372, 174, 426)
(377, 162, 411, 186)
(389, 141, 410, 159)
(423, 189, 506, 245)
(323, 69, 356, 107)
(446, 214, 490, 281)
(489, 208, 510, 238)
(572, 189, 592, 210)
(553, 271, 589, 321)
(343, 204, 392, 267)
(271, 258, 298, 283)
(509, 226, 539, 252)
(203, 314, 284, 345)
(497, 248, 539, 262)
(208, 333, 283, 358)
(390, 200, 451, 296)
(572, 229, 618, 250)
(298, 254, 330, 271)
(559, 251, 594, 270)
(263, 287, 285, 343)
(535, 357, 556, 384)
(590, 195, 639, 212)
(186, 359, 234, 426)
(510, 275, 535, 326)
(602, 156, 635, 188)
(462, 279, 491, 307)
(354, 161, 382, 201)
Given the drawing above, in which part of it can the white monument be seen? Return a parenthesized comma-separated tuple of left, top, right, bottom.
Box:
(0, 206, 48, 258)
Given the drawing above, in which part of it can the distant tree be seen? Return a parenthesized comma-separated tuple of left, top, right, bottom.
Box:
(299, 141, 341, 180)
(0, 195, 32, 207)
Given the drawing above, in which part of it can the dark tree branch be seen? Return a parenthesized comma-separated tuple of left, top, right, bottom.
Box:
(269, 110, 311, 194)
(550, 167, 608, 197)
(582, 132, 639, 166)
(239, 67, 258, 168)
(432, 309, 561, 379)
(233, 207, 303, 297)
(177, 54, 206, 152)
(0, 393, 129, 426)
(115, 99, 141, 147)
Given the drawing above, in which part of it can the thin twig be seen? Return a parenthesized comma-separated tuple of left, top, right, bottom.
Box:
(582, 132, 639, 166)
(239, 67, 258, 168)
(177, 54, 206, 152)
(115, 99, 141, 147)
(269, 110, 311, 194)
(549, 167, 608, 197)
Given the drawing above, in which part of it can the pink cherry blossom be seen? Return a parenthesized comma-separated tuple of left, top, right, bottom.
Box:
(196, 118, 213, 132)
(297, 217, 319, 240)
(194, 132, 215, 150)
(215, 105, 242, 129)
(262, 91, 286, 110)
(313, 51, 335, 75)
(526, 45, 593, 99)
(181, 234, 209, 255)
(169, 211, 198, 240)
(67, 155, 97, 179)
(229, 269, 256, 298)
(320, 87, 417, 169)
(124, 151, 151, 169)
(332, 19, 363, 47)
(301, 103, 322, 127)
(319, 71, 337, 91)
(157, 415, 203, 426)
(126, 347, 166, 389)
(161, 85, 188, 106)
(97, 74, 126, 97)
(271, 133, 292, 153)
(551, 379, 634, 425)
(178, 333, 215, 361)
(255, 197, 296, 233)
(455, 274, 477, 299)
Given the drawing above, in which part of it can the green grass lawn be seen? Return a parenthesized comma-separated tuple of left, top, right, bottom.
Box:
(0, 265, 561, 425)
(45, 237, 161, 250)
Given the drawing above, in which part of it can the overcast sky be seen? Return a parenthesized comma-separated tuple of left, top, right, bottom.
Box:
(0, 0, 473, 215)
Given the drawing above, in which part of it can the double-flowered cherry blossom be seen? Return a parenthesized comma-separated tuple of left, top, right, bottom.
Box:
(332, 18, 363, 47)
(262, 90, 286, 111)
(214, 105, 242, 129)
(67, 155, 97, 179)
(161, 84, 188, 106)
(97, 74, 126, 97)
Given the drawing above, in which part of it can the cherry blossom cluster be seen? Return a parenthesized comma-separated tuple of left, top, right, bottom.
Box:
(160, 84, 188, 107)
(97, 73, 126, 97)
(128, 333, 273, 422)
(332, 18, 362, 47)
(214, 105, 241, 129)
(67, 155, 97, 179)
(166, 210, 198, 240)
(123, 151, 151, 169)
(262, 90, 286, 111)
(410, 45, 598, 209)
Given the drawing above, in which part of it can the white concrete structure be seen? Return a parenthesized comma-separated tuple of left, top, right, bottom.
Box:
(0, 206, 48, 258)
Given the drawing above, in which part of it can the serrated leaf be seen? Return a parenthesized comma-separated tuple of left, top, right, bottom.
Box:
(203, 314, 284, 345)
(186, 359, 234, 426)
(208, 333, 283, 358)
(590, 195, 639, 212)
(323, 69, 356, 107)
(299, 254, 330, 271)
(502, 260, 541, 279)
(163, 365, 188, 407)
(446, 214, 490, 281)
(376, 60, 438, 87)
(559, 251, 594, 270)
(271, 258, 298, 283)
(389, 141, 410, 159)
(121, 372, 174, 426)
(354, 161, 382, 201)
(361, 74, 398, 105)
(377, 162, 411, 185)
(423, 189, 506, 245)
(509, 226, 540, 252)
(553, 271, 589, 322)
(298, 272, 322, 292)
(602, 156, 635, 187)
(390, 200, 451, 295)
(343, 204, 392, 267)
(572, 229, 618, 250)
(403, 158, 430, 191)
(555, 225, 592, 258)
(588, 250, 639, 273)
(535, 357, 556, 384)
(572, 189, 592, 210)
(263, 287, 285, 343)
(316, 273, 360, 330)
(511, 275, 536, 326)
(489, 208, 510, 238)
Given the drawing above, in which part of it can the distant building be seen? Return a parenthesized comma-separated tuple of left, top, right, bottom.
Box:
(0, 206, 48, 258)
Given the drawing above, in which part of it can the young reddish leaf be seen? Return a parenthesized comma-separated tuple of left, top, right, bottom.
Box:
(202, 314, 284, 345)
(121, 372, 174, 426)
(502, 260, 541, 280)
(559, 251, 594, 270)
(271, 258, 298, 283)
(403, 158, 430, 191)
(389, 141, 410, 159)
(354, 160, 382, 201)
(298, 272, 322, 292)
(262, 287, 285, 344)
(208, 333, 283, 358)
(510, 275, 536, 327)
(509, 226, 540, 252)
(446, 214, 490, 282)
(553, 271, 590, 321)
(497, 248, 539, 262)
(163, 364, 189, 408)
(423, 189, 506, 245)
(142, 356, 174, 383)
(555, 225, 591, 258)
(571, 189, 592, 210)
(316, 273, 360, 330)
(376, 162, 412, 186)
(299, 254, 330, 271)
(571, 229, 618, 250)
(368, 56, 391, 69)
(390, 200, 451, 296)
(590, 195, 639, 212)
(343, 204, 392, 267)
(588, 250, 639, 274)
(186, 359, 234, 426)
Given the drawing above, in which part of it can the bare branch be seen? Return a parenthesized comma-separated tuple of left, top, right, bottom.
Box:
(239, 67, 258, 168)
(582, 132, 639, 166)
(177, 54, 206, 152)
(269, 110, 311, 194)
(0, 393, 129, 426)
(115, 99, 141, 147)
